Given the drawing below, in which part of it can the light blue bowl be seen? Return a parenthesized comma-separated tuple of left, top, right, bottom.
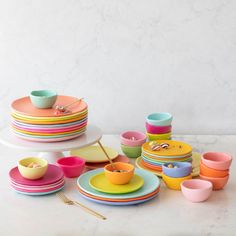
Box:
(146, 113, 173, 126)
(162, 162, 192, 178)
(30, 90, 57, 109)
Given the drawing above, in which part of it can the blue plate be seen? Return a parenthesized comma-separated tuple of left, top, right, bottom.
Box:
(13, 186, 64, 196)
(77, 168, 160, 199)
(81, 192, 159, 205)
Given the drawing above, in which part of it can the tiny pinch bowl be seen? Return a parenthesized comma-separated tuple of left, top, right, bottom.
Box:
(201, 152, 232, 170)
(30, 90, 57, 109)
(162, 162, 192, 178)
(56, 156, 85, 178)
(162, 173, 192, 190)
(200, 174, 229, 190)
(181, 179, 213, 202)
(145, 123, 172, 134)
(200, 162, 229, 178)
(104, 162, 134, 185)
(18, 157, 48, 180)
(146, 112, 173, 126)
(120, 131, 146, 147)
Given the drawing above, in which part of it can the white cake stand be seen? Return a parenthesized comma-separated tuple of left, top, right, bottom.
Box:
(0, 125, 103, 163)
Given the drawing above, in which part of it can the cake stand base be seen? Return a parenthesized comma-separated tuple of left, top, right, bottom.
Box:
(38, 152, 64, 162)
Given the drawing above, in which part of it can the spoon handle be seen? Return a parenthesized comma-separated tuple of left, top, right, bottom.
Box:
(64, 98, 84, 109)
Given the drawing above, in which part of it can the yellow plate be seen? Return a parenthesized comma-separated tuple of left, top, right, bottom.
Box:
(135, 152, 200, 178)
(89, 172, 144, 194)
(70, 145, 118, 163)
(142, 140, 192, 157)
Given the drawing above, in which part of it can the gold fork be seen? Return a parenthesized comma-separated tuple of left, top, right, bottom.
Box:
(57, 192, 106, 220)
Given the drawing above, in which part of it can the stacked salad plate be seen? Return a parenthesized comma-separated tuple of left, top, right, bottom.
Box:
(136, 140, 193, 177)
(77, 168, 160, 206)
(9, 164, 65, 195)
(11, 95, 88, 142)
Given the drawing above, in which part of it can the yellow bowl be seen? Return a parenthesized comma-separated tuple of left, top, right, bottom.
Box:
(18, 157, 48, 180)
(146, 132, 171, 141)
(162, 173, 192, 190)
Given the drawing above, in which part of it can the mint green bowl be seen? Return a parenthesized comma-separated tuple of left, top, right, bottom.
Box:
(121, 144, 142, 158)
(30, 90, 57, 109)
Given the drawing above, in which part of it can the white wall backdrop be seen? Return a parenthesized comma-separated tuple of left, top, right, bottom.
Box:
(0, 0, 235, 134)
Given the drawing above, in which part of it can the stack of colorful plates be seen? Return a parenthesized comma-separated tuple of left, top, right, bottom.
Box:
(11, 95, 88, 142)
(77, 168, 160, 205)
(9, 164, 65, 195)
(71, 145, 129, 170)
(137, 140, 193, 177)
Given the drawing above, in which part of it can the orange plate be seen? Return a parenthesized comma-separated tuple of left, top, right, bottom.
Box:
(78, 186, 160, 202)
(11, 95, 88, 117)
(141, 160, 162, 171)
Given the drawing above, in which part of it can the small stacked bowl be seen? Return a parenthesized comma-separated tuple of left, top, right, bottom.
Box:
(120, 131, 146, 158)
(162, 162, 192, 190)
(146, 113, 172, 141)
(200, 152, 232, 190)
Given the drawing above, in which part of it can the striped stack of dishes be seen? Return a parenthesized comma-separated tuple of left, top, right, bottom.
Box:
(9, 164, 65, 195)
(136, 140, 192, 176)
(11, 95, 88, 142)
(145, 112, 172, 141)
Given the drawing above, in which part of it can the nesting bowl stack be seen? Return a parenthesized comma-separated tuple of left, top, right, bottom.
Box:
(145, 113, 172, 141)
(200, 152, 232, 190)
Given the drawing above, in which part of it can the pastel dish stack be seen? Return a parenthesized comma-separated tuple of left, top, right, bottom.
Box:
(200, 152, 232, 190)
(11, 95, 88, 142)
(71, 145, 130, 170)
(77, 166, 161, 206)
(120, 131, 146, 158)
(9, 163, 65, 195)
(136, 140, 192, 176)
(146, 113, 172, 141)
(162, 162, 192, 190)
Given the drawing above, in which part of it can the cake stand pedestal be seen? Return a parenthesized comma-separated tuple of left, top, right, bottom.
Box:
(0, 125, 103, 163)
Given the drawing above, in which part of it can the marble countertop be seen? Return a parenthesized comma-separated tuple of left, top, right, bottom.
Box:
(0, 135, 235, 236)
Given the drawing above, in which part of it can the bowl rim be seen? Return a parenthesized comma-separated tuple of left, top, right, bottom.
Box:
(162, 173, 192, 181)
(56, 156, 85, 167)
(200, 161, 229, 173)
(146, 131, 172, 137)
(202, 152, 232, 163)
(18, 157, 48, 169)
(104, 162, 134, 174)
(30, 90, 57, 98)
(181, 179, 213, 190)
(120, 130, 146, 141)
(146, 112, 172, 122)
(199, 173, 230, 180)
(163, 162, 192, 170)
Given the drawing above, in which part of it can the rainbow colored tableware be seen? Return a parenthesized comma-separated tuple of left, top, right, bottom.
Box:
(120, 131, 146, 147)
(145, 123, 172, 134)
(146, 132, 172, 141)
(162, 173, 192, 190)
(121, 144, 142, 158)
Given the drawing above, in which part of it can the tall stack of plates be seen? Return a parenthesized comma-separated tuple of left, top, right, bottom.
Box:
(136, 140, 192, 177)
(9, 164, 65, 195)
(77, 168, 160, 205)
(11, 95, 88, 142)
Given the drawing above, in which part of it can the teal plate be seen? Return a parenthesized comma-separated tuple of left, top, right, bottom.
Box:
(77, 168, 160, 199)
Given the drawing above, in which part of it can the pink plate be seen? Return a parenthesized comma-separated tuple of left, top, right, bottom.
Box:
(11, 181, 65, 193)
(9, 164, 64, 186)
(85, 155, 130, 170)
(11, 95, 87, 117)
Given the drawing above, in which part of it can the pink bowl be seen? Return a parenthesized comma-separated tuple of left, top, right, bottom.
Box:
(200, 174, 229, 190)
(56, 156, 85, 178)
(120, 131, 146, 147)
(201, 152, 232, 170)
(145, 123, 172, 134)
(181, 179, 213, 202)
